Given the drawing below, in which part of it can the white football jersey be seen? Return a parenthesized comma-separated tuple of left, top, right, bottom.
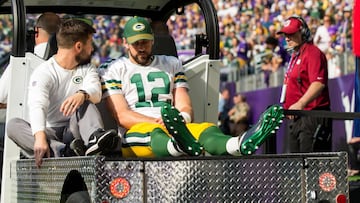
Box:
(99, 55, 189, 119)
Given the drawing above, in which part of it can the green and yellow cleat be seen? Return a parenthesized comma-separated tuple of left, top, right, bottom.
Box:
(240, 104, 284, 155)
(161, 103, 204, 156)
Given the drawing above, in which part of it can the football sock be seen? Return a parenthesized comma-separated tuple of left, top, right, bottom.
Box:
(150, 128, 183, 157)
(198, 125, 231, 155)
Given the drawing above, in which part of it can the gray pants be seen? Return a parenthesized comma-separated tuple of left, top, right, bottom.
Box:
(6, 102, 105, 158)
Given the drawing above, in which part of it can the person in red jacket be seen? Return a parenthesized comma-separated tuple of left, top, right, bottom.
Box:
(277, 15, 332, 153)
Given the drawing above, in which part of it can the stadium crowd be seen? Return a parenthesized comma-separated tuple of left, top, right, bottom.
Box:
(0, 0, 354, 80)
(213, 0, 353, 80)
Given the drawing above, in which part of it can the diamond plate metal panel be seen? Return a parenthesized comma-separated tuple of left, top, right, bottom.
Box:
(11, 157, 144, 203)
(145, 157, 304, 202)
(11, 156, 104, 203)
(145, 152, 348, 203)
(100, 160, 143, 202)
(304, 152, 349, 202)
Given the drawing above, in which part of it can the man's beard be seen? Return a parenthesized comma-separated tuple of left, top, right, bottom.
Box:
(130, 51, 152, 66)
(75, 50, 92, 66)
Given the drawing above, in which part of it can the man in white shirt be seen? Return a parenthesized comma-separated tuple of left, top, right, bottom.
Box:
(6, 19, 119, 167)
(0, 12, 61, 109)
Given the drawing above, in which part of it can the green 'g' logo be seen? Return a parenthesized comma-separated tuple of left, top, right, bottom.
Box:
(73, 76, 83, 84)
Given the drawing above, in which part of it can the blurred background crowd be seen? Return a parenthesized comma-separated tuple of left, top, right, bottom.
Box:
(214, 0, 354, 91)
(0, 0, 355, 88)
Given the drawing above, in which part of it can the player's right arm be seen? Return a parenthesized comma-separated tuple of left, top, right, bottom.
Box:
(33, 130, 50, 168)
(106, 93, 160, 129)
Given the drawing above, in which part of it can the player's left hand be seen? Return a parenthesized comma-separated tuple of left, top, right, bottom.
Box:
(60, 93, 84, 116)
(155, 117, 165, 127)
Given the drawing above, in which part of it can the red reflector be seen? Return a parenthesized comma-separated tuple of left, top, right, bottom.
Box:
(336, 194, 347, 203)
(319, 172, 336, 192)
(109, 177, 131, 199)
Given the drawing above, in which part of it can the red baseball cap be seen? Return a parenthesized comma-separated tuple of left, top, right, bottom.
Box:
(277, 18, 302, 34)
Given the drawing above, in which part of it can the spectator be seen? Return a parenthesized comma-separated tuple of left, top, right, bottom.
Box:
(313, 15, 332, 53)
(222, 50, 240, 69)
(218, 87, 231, 134)
(326, 48, 341, 78)
(261, 36, 289, 87)
(228, 93, 250, 136)
(335, 6, 352, 52)
(236, 31, 250, 71)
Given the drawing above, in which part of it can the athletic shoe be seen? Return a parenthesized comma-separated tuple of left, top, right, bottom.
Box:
(239, 104, 284, 155)
(70, 139, 86, 156)
(85, 129, 119, 156)
(61, 139, 86, 157)
(61, 139, 85, 157)
(161, 103, 204, 156)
